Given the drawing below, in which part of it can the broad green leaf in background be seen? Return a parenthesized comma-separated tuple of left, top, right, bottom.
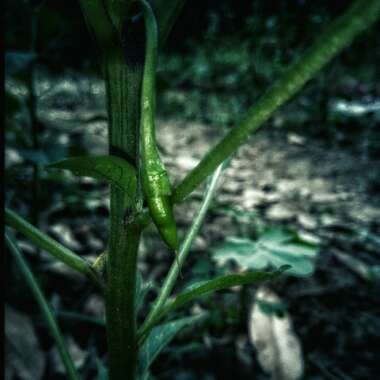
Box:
(47, 155, 137, 200)
(212, 227, 318, 276)
(138, 314, 204, 377)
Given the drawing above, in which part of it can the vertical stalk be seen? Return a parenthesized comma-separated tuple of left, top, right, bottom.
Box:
(28, 7, 41, 232)
(104, 47, 143, 380)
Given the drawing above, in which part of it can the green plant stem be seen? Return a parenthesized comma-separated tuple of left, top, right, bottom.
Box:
(5, 232, 80, 380)
(145, 267, 289, 331)
(4, 208, 101, 287)
(29, 7, 41, 234)
(78, 2, 144, 379)
(172, 0, 380, 203)
(104, 47, 143, 380)
(138, 163, 224, 344)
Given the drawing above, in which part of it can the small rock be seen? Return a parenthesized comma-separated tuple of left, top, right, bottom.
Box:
(176, 156, 199, 171)
(242, 188, 267, 208)
(312, 193, 339, 203)
(320, 214, 339, 226)
(5, 148, 23, 168)
(266, 204, 295, 221)
(297, 213, 318, 229)
(287, 133, 305, 145)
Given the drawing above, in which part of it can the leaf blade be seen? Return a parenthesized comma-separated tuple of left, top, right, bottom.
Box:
(159, 267, 289, 320)
(48, 155, 137, 199)
(139, 315, 203, 375)
(212, 227, 318, 277)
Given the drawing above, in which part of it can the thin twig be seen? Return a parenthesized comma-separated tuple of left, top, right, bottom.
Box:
(138, 162, 225, 344)
(5, 208, 103, 289)
(5, 232, 81, 380)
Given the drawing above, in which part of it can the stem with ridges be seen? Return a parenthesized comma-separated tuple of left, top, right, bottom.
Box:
(104, 46, 143, 380)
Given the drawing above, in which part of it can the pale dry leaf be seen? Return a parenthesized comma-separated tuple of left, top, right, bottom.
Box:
(248, 287, 304, 380)
(5, 305, 46, 380)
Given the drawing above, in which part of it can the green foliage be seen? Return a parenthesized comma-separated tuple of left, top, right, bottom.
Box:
(158, 267, 289, 319)
(5, 1, 380, 379)
(5, 232, 80, 380)
(48, 155, 137, 200)
(212, 227, 319, 277)
(138, 315, 204, 379)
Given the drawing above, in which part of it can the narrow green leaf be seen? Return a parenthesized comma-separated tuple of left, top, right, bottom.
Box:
(158, 267, 288, 320)
(139, 314, 203, 374)
(48, 155, 137, 199)
(5, 233, 80, 380)
(4, 208, 101, 286)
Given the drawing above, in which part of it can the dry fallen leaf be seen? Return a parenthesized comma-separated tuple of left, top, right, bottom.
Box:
(5, 305, 46, 380)
(248, 287, 304, 380)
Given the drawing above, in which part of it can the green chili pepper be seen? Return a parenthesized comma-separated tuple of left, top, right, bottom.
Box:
(139, 0, 178, 251)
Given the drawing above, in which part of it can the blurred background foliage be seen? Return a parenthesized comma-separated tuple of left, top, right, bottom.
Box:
(5, 1, 380, 379)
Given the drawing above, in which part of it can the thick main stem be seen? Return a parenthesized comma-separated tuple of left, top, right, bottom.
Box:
(104, 48, 142, 380)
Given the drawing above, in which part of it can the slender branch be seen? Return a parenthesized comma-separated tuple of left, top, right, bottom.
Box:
(5, 233, 80, 380)
(140, 267, 289, 337)
(138, 163, 225, 344)
(5, 208, 101, 287)
(173, 0, 380, 203)
(28, 7, 41, 234)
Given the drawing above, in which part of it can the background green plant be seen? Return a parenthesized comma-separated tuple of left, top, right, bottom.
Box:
(5, 0, 380, 380)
